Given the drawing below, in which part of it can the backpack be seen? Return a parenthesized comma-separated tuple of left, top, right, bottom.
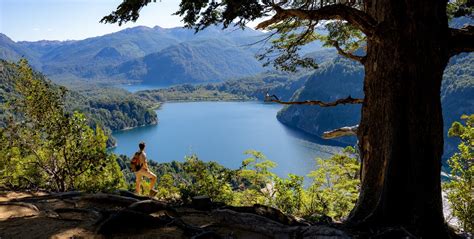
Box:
(130, 152, 143, 172)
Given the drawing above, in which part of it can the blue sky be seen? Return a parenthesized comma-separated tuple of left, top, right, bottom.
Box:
(0, 0, 184, 41)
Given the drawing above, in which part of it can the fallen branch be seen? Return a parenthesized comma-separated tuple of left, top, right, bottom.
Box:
(266, 96, 363, 107)
(322, 125, 359, 139)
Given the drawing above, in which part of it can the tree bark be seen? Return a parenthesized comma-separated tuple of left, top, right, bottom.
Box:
(348, 0, 450, 237)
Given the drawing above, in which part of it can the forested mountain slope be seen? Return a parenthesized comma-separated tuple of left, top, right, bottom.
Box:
(0, 60, 157, 137)
(277, 53, 474, 157)
(113, 39, 264, 84)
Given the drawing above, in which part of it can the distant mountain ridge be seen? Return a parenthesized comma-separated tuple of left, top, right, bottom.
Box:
(113, 39, 264, 85)
(0, 25, 269, 85)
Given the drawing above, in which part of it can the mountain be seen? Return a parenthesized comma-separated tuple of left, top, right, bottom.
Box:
(113, 39, 264, 84)
(277, 52, 474, 158)
(441, 52, 474, 155)
(0, 34, 40, 67)
(276, 56, 364, 145)
(0, 25, 268, 85)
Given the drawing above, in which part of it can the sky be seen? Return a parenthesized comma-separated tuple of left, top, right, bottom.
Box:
(0, 0, 186, 41)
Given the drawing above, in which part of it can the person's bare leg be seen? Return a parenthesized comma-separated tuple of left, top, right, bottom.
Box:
(150, 174, 157, 190)
(135, 175, 142, 194)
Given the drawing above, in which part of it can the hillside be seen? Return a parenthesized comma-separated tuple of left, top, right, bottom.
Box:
(0, 60, 157, 142)
(277, 53, 474, 157)
(276, 57, 364, 145)
(129, 48, 337, 102)
(113, 39, 264, 85)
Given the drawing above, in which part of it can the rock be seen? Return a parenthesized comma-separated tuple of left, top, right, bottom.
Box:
(96, 209, 173, 235)
(210, 209, 300, 237)
(370, 227, 417, 239)
(0, 202, 39, 220)
(54, 208, 101, 221)
(115, 190, 150, 201)
(192, 196, 212, 211)
(52, 191, 84, 199)
(301, 225, 351, 239)
(306, 213, 333, 224)
(0, 191, 357, 238)
(78, 193, 139, 206)
(191, 231, 222, 239)
(222, 204, 308, 226)
(128, 200, 179, 217)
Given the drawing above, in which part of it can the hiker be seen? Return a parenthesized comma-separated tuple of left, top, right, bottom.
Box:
(133, 141, 157, 196)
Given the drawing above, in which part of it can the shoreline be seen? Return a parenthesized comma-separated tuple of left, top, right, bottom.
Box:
(112, 121, 159, 133)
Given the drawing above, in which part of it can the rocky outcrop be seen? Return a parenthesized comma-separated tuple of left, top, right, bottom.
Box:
(0, 190, 351, 238)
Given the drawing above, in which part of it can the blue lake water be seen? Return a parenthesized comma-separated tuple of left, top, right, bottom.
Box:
(111, 102, 344, 178)
(116, 84, 168, 93)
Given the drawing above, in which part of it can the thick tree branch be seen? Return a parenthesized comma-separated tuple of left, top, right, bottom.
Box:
(449, 25, 474, 56)
(266, 95, 363, 107)
(331, 40, 366, 64)
(322, 125, 358, 139)
(256, 4, 376, 36)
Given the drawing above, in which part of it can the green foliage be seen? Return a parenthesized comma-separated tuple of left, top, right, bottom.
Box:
(116, 148, 360, 220)
(179, 155, 234, 204)
(233, 150, 277, 205)
(317, 21, 366, 58)
(304, 147, 360, 221)
(272, 174, 304, 215)
(155, 173, 180, 201)
(0, 60, 126, 192)
(116, 154, 237, 203)
(444, 114, 474, 234)
(447, 0, 474, 20)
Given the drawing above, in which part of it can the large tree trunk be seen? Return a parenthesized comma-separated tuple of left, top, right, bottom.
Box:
(348, 0, 451, 237)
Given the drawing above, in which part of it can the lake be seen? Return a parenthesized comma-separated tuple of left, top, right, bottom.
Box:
(111, 101, 344, 178)
(116, 84, 168, 93)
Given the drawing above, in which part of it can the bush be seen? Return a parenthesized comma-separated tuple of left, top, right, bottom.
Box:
(303, 147, 360, 221)
(444, 114, 473, 234)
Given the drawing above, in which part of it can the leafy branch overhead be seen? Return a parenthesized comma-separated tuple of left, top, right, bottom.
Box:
(102, 0, 473, 70)
(101, 0, 373, 71)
